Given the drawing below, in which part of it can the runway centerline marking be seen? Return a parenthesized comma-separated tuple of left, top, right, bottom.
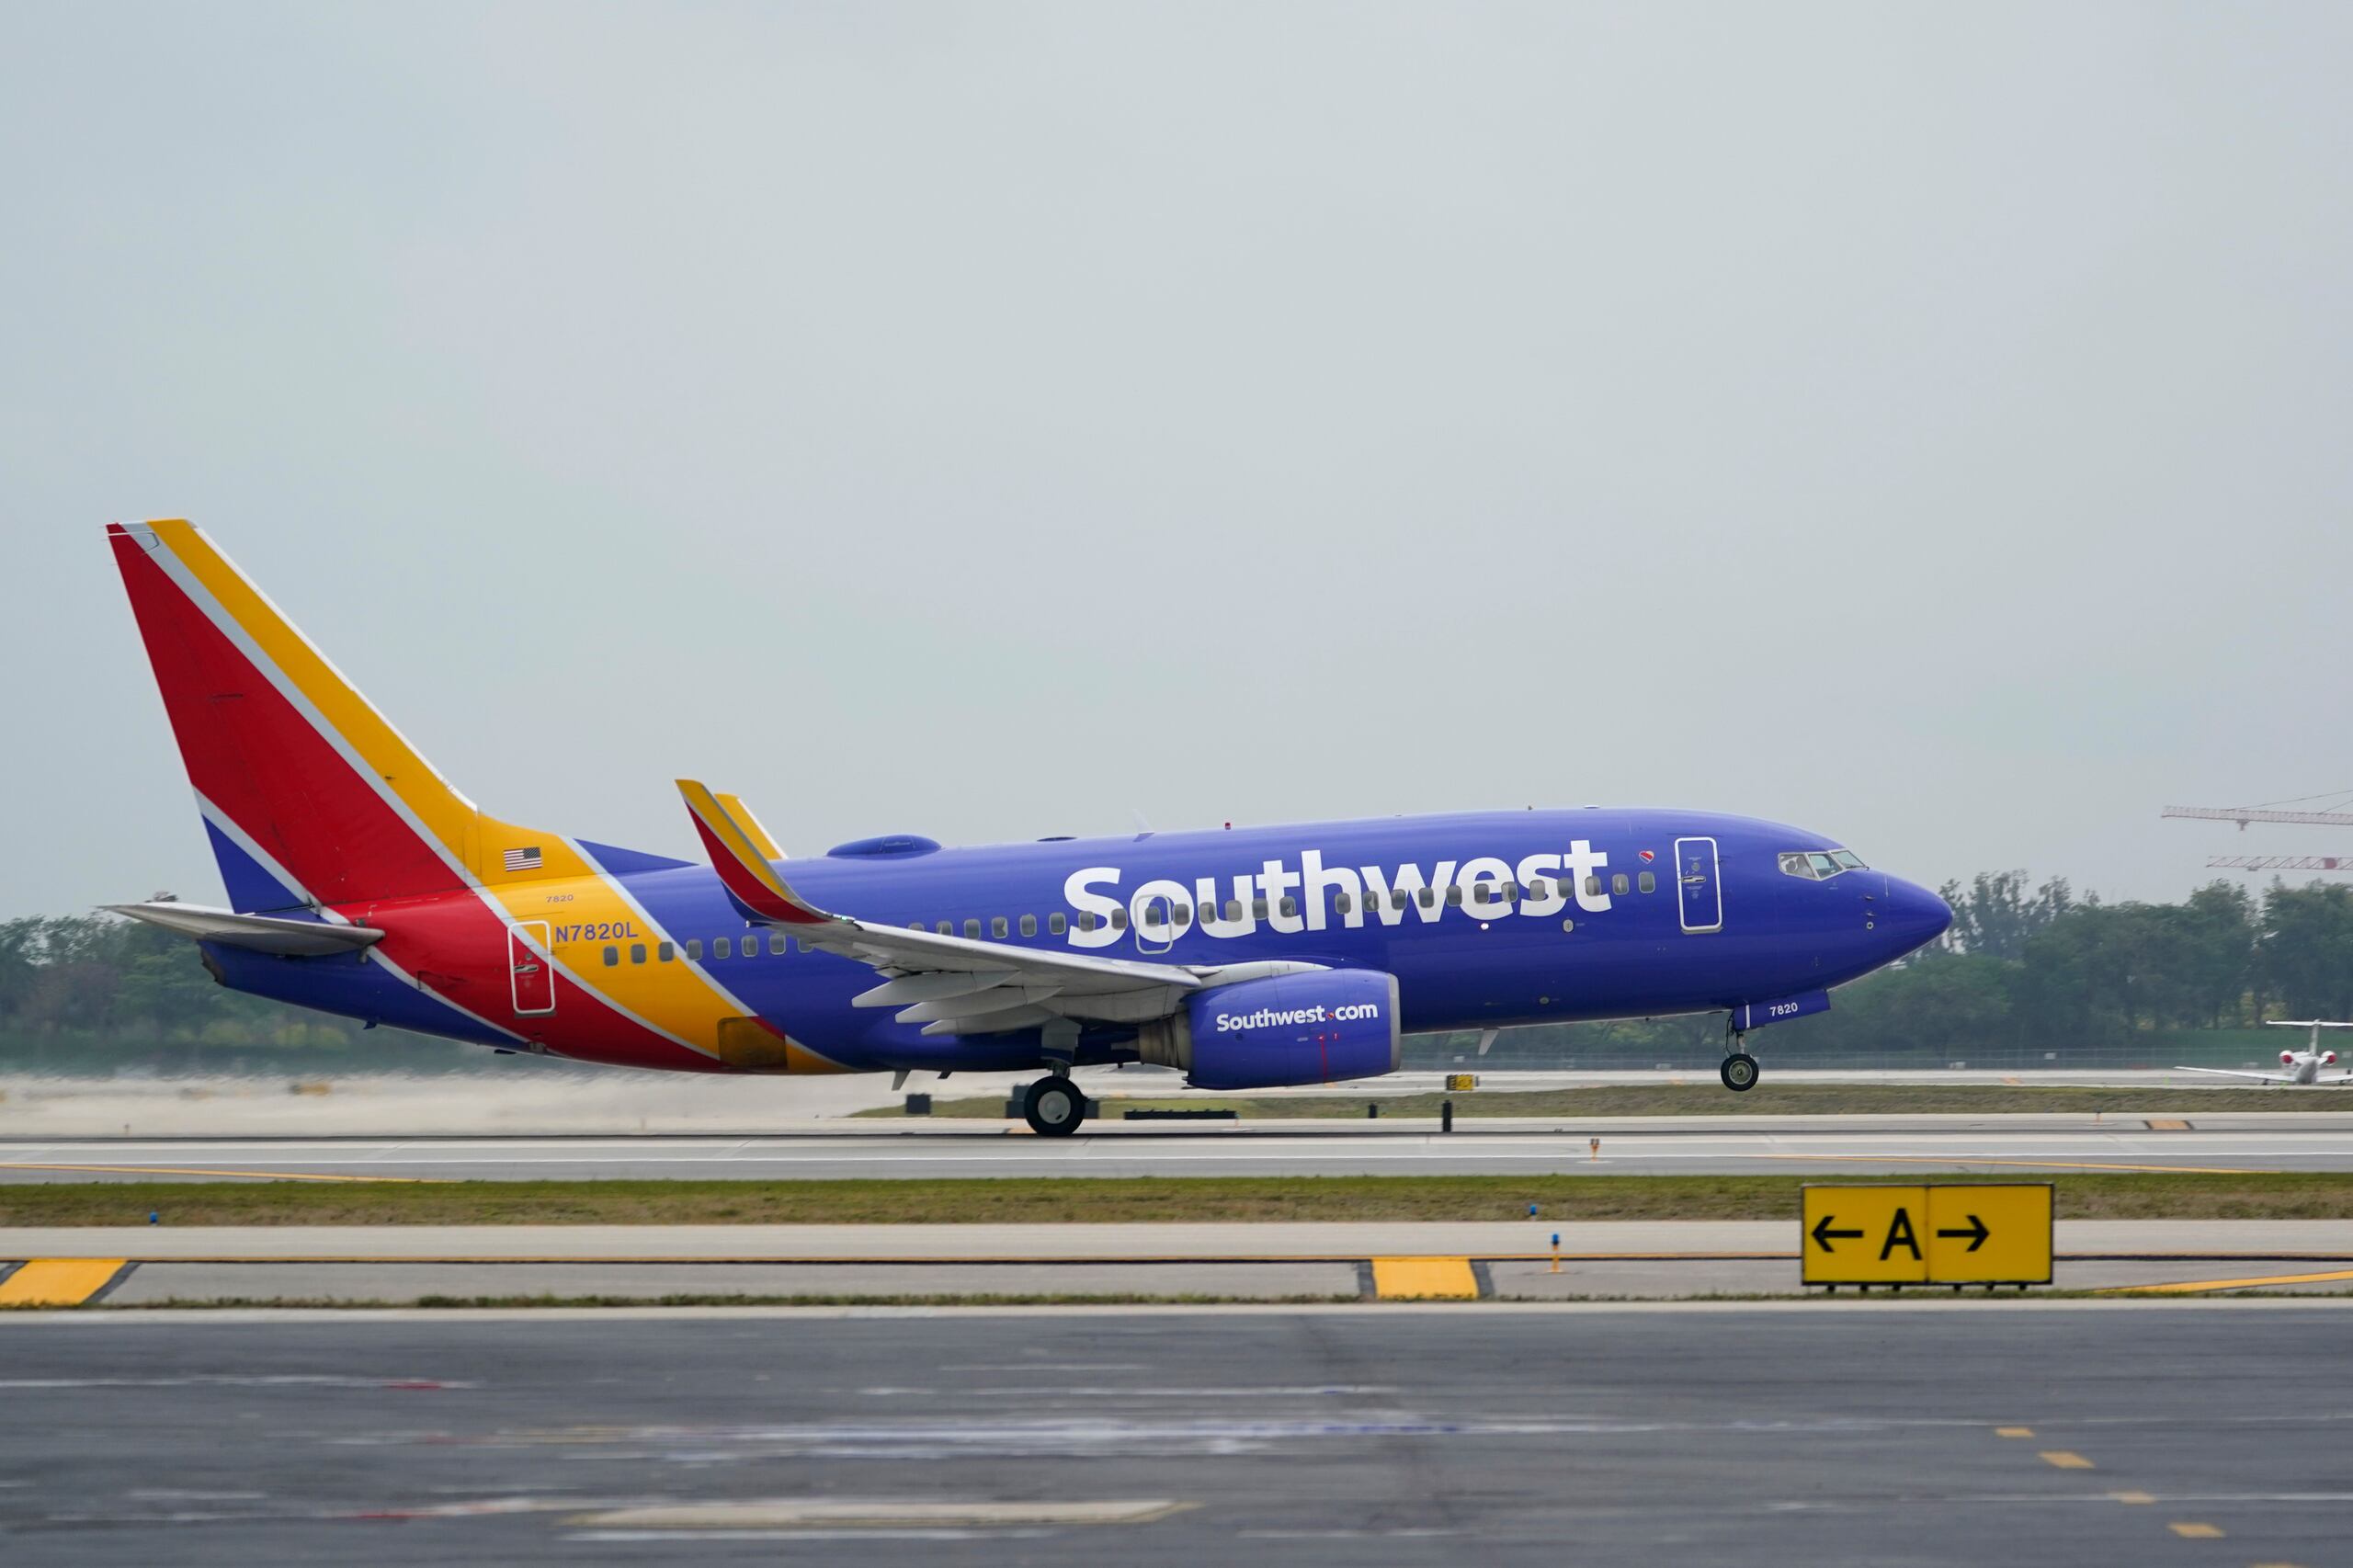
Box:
(2039, 1451, 2096, 1470)
(1995, 1426, 2034, 1438)
(2109, 1491, 2154, 1504)
(2165, 1521, 2222, 1538)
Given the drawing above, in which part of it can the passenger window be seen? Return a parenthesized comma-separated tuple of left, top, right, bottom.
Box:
(1390, 889, 1407, 910)
(910, 921, 925, 932)
(1445, 886, 1462, 907)
(937, 920, 952, 935)
(657, 941, 675, 962)
(1020, 914, 1037, 937)
(687, 939, 703, 960)
(1226, 899, 1244, 922)
(1110, 907, 1128, 930)
(1253, 897, 1268, 919)
(1173, 902, 1191, 923)
(630, 942, 646, 964)
(1336, 892, 1353, 915)
(1612, 873, 1629, 896)
(602, 945, 619, 966)
(770, 933, 787, 955)
(1530, 879, 1550, 900)
(991, 916, 1008, 938)
(1279, 896, 1298, 917)
(963, 918, 981, 938)
(714, 936, 733, 959)
(1049, 913, 1067, 935)
(1500, 881, 1518, 901)
(1079, 912, 1097, 933)
(1638, 871, 1655, 894)
(1584, 876, 1601, 898)
(1417, 888, 1436, 908)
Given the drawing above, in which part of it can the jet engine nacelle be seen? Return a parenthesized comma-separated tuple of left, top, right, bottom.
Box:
(1137, 970, 1401, 1090)
(2283, 1051, 2299, 1066)
(2326, 1051, 2339, 1067)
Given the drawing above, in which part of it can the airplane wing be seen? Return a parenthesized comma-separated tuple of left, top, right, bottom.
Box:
(676, 781, 1319, 1036)
(2173, 1065, 2300, 1084)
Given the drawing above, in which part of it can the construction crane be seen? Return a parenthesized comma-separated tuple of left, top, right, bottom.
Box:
(2163, 805, 2353, 830)
(2208, 856, 2352, 871)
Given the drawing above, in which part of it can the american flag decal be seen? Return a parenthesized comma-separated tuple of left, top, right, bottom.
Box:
(503, 846, 543, 872)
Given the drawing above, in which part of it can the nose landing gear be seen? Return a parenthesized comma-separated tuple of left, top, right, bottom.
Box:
(1721, 1032, 1760, 1093)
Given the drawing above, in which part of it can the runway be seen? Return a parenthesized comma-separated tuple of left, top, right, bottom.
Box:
(7, 1112, 2353, 1181)
(3, 1304, 2350, 1566)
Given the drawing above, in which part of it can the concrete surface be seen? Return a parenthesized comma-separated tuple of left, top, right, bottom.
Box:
(2, 1306, 2349, 1565)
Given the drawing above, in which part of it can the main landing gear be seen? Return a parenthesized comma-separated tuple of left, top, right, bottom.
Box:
(1721, 1033, 1760, 1093)
(1022, 1074, 1090, 1137)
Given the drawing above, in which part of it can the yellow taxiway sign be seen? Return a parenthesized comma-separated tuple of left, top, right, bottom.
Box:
(1802, 1184, 2052, 1287)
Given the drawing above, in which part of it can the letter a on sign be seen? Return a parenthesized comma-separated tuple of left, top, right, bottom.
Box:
(1880, 1207, 1921, 1261)
(1801, 1186, 1931, 1285)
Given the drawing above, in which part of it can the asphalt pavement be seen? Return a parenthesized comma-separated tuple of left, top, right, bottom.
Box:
(2, 1304, 2347, 1566)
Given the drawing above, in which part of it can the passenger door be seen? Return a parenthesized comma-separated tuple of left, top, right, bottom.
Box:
(1674, 837, 1722, 934)
(507, 921, 556, 1015)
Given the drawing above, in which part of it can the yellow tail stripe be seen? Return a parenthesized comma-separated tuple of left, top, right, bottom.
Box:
(718, 792, 784, 859)
(0, 1258, 128, 1306)
(1370, 1256, 1480, 1299)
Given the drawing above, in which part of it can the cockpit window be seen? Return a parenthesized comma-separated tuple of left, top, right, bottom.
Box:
(1779, 848, 1868, 881)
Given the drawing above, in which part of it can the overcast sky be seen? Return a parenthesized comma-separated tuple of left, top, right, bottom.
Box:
(6, 3, 2350, 921)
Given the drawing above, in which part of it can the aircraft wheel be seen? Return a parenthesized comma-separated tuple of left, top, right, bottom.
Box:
(1720, 1052, 1760, 1093)
(1023, 1075, 1088, 1136)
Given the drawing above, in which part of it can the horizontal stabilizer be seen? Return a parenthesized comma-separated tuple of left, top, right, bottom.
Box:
(105, 902, 384, 956)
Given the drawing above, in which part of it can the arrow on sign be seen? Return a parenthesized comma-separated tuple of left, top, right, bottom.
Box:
(1937, 1214, 1991, 1252)
(1811, 1214, 1865, 1252)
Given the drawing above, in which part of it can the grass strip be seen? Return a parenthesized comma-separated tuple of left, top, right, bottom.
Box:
(6, 1172, 2353, 1226)
(870, 1084, 2353, 1119)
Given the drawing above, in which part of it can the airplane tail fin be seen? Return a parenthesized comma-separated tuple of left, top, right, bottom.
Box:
(108, 519, 579, 912)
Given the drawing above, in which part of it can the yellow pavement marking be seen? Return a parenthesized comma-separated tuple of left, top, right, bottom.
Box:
(2038, 1451, 2095, 1470)
(2109, 1491, 2154, 1505)
(1995, 1426, 2035, 1438)
(2097, 1268, 2353, 1296)
(0, 1258, 127, 1306)
(1765, 1153, 2271, 1176)
(2144, 1119, 2191, 1131)
(2165, 1522, 2222, 1539)
(1370, 1256, 1479, 1300)
(0, 1162, 444, 1184)
(2001, 1075, 2020, 1085)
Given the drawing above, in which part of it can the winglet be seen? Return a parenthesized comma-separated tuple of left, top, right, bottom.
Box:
(676, 780, 832, 926)
(717, 792, 785, 859)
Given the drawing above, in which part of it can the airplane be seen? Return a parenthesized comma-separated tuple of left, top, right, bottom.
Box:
(100, 519, 1953, 1134)
(2175, 1021, 2353, 1085)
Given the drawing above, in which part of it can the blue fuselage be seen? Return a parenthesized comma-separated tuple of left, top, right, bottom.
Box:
(211, 806, 1951, 1074)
